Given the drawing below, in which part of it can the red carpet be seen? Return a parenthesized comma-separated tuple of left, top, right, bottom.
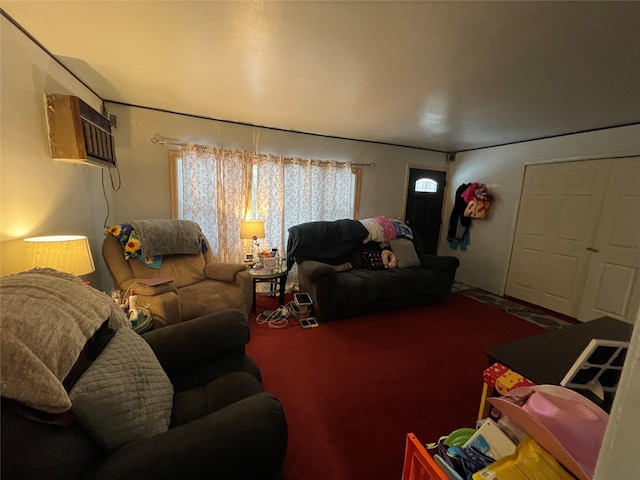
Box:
(246, 293, 545, 480)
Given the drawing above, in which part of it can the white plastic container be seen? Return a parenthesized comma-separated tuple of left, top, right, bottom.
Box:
(128, 290, 139, 323)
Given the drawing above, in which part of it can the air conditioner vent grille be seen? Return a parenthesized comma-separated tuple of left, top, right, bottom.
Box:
(45, 93, 117, 167)
(78, 99, 111, 131)
(81, 119, 115, 164)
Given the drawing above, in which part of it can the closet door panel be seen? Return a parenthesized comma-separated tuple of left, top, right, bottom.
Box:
(579, 157, 640, 322)
(536, 161, 610, 315)
(506, 160, 610, 317)
(505, 164, 559, 302)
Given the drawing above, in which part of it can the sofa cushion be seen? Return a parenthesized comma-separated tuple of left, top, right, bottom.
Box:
(332, 272, 369, 306)
(332, 267, 439, 307)
(178, 279, 247, 321)
(129, 252, 208, 288)
(69, 327, 173, 449)
(390, 238, 421, 268)
(357, 269, 417, 300)
(395, 267, 438, 295)
(171, 371, 263, 427)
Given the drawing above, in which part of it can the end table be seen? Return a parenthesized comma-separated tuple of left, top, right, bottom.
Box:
(249, 266, 288, 313)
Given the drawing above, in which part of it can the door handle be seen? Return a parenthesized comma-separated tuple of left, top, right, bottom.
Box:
(586, 247, 599, 253)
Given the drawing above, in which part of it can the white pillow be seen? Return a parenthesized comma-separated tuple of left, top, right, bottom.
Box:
(389, 238, 421, 268)
(69, 328, 173, 449)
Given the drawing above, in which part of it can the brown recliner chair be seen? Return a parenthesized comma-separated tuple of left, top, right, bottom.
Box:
(102, 223, 252, 329)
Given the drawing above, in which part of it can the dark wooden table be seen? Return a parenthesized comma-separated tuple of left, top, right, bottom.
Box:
(484, 316, 633, 410)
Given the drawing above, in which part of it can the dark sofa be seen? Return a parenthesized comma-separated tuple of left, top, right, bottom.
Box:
(287, 219, 460, 322)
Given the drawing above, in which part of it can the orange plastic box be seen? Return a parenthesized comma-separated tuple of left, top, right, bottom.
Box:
(401, 433, 449, 480)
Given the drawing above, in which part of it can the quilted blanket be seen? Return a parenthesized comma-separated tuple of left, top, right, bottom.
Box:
(0, 269, 129, 413)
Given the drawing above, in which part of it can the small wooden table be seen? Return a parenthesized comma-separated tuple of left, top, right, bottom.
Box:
(484, 316, 633, 411)
(249, 266, 288, 313)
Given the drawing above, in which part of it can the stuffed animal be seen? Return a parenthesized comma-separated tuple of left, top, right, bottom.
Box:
(381, 249, 398, 269)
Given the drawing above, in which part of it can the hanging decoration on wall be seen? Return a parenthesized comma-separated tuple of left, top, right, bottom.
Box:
(447, 183, 494, 251)
(462, 183, 493, 220)
(447, 183, 472, 250)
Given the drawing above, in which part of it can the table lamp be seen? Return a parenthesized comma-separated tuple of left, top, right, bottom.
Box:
(24, 235, 95, 276)
(240, 220, 265, 252)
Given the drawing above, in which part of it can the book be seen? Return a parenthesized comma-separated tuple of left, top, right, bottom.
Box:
(463, 418, 516, 461)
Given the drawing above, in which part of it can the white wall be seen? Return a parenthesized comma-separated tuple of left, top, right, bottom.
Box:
(0, 16, 113, 290)
(594, 310, 640, 479)
(105, 103, 448, 224)
(440, 125, 640, 295)
(0, 16, 447, 291)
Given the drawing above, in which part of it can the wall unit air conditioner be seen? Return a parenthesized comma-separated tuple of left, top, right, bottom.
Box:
(44, 93, 117, 167)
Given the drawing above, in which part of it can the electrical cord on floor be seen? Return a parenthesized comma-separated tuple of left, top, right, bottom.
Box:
(256, 300, 296, 328)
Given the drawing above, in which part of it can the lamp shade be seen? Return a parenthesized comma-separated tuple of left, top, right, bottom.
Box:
(24, 235, 95, 276)
(240, 220, 265, 240)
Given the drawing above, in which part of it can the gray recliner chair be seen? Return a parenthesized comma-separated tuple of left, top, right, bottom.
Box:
(1, 304, 288, 480)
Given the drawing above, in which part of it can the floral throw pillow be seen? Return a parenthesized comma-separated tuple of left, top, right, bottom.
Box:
(105, 224, 161, 267)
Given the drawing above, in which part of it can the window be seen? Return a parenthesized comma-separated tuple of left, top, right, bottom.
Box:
(414, 178, 438, 193)
(169, 148, 360, 262)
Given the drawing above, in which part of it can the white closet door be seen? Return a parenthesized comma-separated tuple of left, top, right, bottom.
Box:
(506, 160, 610, 317)
(578, 157, 640, 322)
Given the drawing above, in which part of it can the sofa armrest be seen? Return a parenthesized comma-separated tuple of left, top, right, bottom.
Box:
(297, 260, 338, 284)
(118, 280, 181, 329)
(419, 255, 460, 301)
(297, 261, 340, 322)
(205, 263, 252, 315)
(140, 291, 181, 329)
(142, 309, 250, 376)
(205, 262, 248, 282)
(121, 279, 178, 296)
(419, 254, 460, 272)
(87, 392, 287, 480)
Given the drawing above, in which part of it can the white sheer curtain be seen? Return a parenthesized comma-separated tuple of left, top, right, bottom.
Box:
(180, 144, 252, 262)
(252, 155, 353, 287)
(177, 144, 354, 269)
(253, 156, 354, 254)
(283, 159, 354, 228)
(254, 154, 286, 253)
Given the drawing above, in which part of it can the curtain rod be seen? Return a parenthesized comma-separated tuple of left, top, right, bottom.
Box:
(151, 134, 375, 167)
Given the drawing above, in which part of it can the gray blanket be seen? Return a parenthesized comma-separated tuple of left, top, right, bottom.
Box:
(129, 219, 204, 257)
(286, 219, 369, 269)
(0, 269, 129, 413)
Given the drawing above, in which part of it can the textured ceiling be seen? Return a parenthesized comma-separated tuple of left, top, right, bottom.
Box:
(2, 1, 639, 152)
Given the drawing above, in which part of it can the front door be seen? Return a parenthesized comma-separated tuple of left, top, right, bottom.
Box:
(404, 168, 447, 255)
